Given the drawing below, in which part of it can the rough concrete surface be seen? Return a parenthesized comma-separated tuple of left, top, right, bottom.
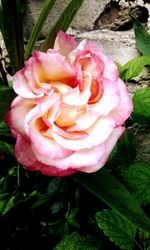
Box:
(23, 0, 150, 68)
(74, 29, 138, 64)
(24, 0, 111, 38)
(24, 0, 69, 39)
(71, 0, 111, 30)
(95, 2, 149, 30)
(24, 0, 150, 38)
(135, 127, 150, 163)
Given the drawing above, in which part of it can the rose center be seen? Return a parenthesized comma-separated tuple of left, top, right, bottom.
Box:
(55, 105, 78, 127)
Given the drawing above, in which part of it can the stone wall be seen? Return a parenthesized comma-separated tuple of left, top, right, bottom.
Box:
(24, 0, 150, 66)
(23, 0, 150, 91)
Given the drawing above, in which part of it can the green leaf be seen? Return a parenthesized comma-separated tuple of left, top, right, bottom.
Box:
(75, 169, 150, 233)
(0, 131, 14, 165)
(2, 178, 62, 216)
(46, 176, 62, 193)
(66, 206, 80, 228)
(122, 162, 150, 205)
(107, 130, 136, 167)
(139, 228, 150, 241)
(132, 88, 150, 125)
(29, 177, 62, 210)
(54, 232, 100, 250)
(0, 198, 8, 215)
(139, 229, 150, 250)
(0, 122, 14, 144)
(1, 0, 24, 74)
(2, 196, 15, 215)
(119, 56, 150, 82)
(0, 122, 11, 136)
(0, 141, 14, 158)
(0, 87, 16, 122)
(96, 209, 137, 250)
(132, 17, 150, 55)
(40, 0, 85, 51)
(24, 0, 56, 60)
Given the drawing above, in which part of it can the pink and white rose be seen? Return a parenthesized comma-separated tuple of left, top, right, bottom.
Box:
(5, 32, 133, 176)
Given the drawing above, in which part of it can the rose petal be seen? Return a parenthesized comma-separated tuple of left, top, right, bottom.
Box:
(15, 134, 77, 176)
(88, 79, 103, 104)
(14, 134, 39, 169)
(90, 78, 120, 115)
(70, 39, 118, 81)
(14, 50, 76, 97)
(39, 143, 105, 170)
(13, 69, 38, 98)
(80, 126, 125, 173)
(24, 93, 60, 135)
(103, 58, 119, 82)
(46, 124, 88, 140)
(76, 52, 104, 80)
(67, 111, 98, 132)
(63, 71, 92, 106)
(35, 51, 75, 81)
(52, 117, 115, 150)
(5, 96, 35, 136)
(54, 31, 77, 57)
(32, 51, 75, 92)
(29, 119, 74, 165)
(40, 165, 78, 176)
(109, 79, 133, 126)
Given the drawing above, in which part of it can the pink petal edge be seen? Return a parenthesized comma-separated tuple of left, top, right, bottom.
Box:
(54, 31, 78, 57)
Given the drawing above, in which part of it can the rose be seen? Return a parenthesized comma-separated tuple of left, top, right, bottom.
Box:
(5, 31, 133, 176)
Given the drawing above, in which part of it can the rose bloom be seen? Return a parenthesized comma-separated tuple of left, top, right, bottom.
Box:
(5, 32, 133, 176)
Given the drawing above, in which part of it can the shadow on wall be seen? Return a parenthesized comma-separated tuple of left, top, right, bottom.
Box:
(94, 1, 149, 31)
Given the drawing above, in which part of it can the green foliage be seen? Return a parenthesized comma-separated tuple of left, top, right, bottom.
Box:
(40, 0, 85, 51)
(96, 209, 137, 250)
(29, 177, 62, 211)
(0, 122, 14, 144)
(139, 229, 150, 250)
(24, 0, 57, 60)
(0, 140, 14, 160)
(0, 175, 62, 216)
(107, 130, 136, 167)
(75, 169, 150, 232)
(1, 195, 15, 215)
(0, 0, 24, 74)
(122, 162, 150, 205)
(132, 16, 150, 55)
(54, 232, 100, 250)
(132, 88, 150, 125)
(65, 205, 80, 229)
(0, 87, 16, 122)
(119, 56, 150, 82)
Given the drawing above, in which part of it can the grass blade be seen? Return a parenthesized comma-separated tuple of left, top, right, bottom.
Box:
(1, 0, 24, 74)
(24, 0, 57, 60)
(40, 0, 85, 51)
